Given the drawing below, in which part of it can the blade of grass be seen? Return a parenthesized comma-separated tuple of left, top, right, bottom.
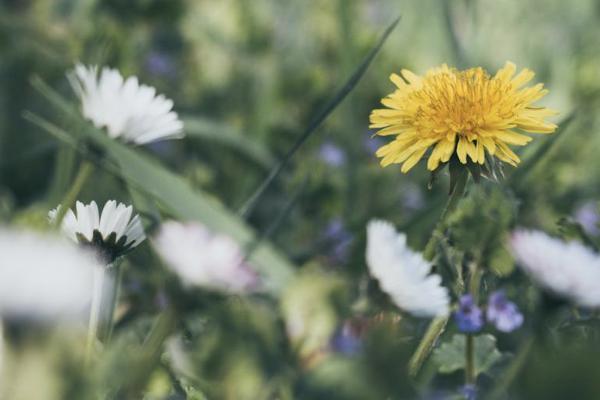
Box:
(244, 175, 307, 258)
(237, 16, 401, 218)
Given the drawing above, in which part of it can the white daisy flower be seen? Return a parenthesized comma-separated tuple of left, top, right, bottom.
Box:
(68, 64, 184, 145)
(153, 221, 258, 293)
(49, 200, 145, 262)
(366, 219, 450, 317)
(0, 228, 101, 322)
(510, 229, 600, 307)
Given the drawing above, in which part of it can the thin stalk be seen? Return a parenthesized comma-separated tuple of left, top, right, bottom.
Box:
(465, 334, 475, 384)
(85, 266, 105, 365)
(53, 160, 94, 227)
(409, 173, 469, 377)
(465, 260, 482, 386)
(423, 171, 468, 260)
(408, 316, 449, 377)
(104, 263, 124, 344)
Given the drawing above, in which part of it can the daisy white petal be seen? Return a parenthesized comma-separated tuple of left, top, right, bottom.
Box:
(49, 200, 145, 262)
(510, 229, 600, 307)
(153, 221, 259, 294)
(366, 219, 450, 317)
(69, 64, 184, 145)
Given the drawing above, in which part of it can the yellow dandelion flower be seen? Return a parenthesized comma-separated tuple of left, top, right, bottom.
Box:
(369, 62, 558, 173)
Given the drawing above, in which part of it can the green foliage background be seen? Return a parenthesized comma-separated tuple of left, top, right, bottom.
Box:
(1, 0, 600, 399)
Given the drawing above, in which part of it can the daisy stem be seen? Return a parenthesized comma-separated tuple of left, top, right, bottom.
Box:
(54, 160, 94, 228)
(104, 263, 123, 344)
(85, 265, 105, 365)
(409, 173, 469, 377)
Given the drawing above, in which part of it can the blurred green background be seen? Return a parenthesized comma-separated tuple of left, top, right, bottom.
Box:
(1, 0, 600, 399)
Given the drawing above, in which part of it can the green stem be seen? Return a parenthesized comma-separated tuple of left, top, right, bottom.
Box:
(122, 310, 178, 397)
(103, 263, 124, 344)
(465, 260, 481, 385)
(408, 173, 469, 377)
(408, 315, 449, 377)
(85, 266, 105, 365)
(54, 160, 94, 227)
(465, 334, 475, 384)
(423, 171, 468, 260)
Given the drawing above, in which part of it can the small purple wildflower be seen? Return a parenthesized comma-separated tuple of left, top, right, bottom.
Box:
(363, 131, 385, 155)
(460, 384, 477, 400)
(487, 291, 524, 333)
(145, 51, 176, 78)
(454, 295, 484, 333)
(574, 202, 600, 236)
(322, 219, 354, 264)
(330, 320, 363, 355)
(318, 141, 346, 167)
(400, 183, 425, 211)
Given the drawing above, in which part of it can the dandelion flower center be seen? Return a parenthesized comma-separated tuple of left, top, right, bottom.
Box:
(370, 62, 558, 173)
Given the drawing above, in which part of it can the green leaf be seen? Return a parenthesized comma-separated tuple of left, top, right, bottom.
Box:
(433, 334, 503, 376)
(183, 116, 275, 169)
(238, 16, 401, 218)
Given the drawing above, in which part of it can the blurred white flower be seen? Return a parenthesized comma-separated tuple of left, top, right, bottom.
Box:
(69, 64, 184, 145)
(153, 221, 258, 293)
(510, 229, 600, 307)
(0, 228, 101, 322)
(366, 219, 450, 317)
(49, 200, 145, 262)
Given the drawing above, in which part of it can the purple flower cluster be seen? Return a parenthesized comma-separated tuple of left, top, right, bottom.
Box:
(322, 219, 354, 264)
(318, 141, 346, 167)
(454, 291, 523, 334)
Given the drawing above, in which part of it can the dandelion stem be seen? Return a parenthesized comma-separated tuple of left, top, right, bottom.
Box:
(85, 266, 105, 365)
(409, 173, 469, 377)
(54, 160, 94, 227)
(424, 171, 469, 260)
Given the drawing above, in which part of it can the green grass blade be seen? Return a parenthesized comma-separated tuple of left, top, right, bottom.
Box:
(237, 16, 401, 218)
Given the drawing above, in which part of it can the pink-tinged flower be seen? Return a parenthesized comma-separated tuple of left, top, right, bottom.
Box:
(153, 221, 259, 294)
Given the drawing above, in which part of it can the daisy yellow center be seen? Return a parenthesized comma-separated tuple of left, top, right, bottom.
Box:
(369, 62, 558, 173)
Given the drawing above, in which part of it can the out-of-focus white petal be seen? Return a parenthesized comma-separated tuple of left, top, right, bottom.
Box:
(69, 64, 184, 145)
(0, 228, 101, 322)
(153, 221, 259, 294)
(510, 229, 600, 307)
(366, 219, 450, 317)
